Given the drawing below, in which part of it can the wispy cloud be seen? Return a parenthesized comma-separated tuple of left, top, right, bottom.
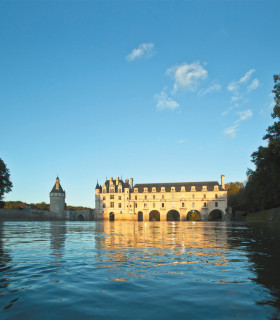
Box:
(166, 61, 208, 93)
(227, 69, 255, 94)
(154, 91, 179, 111)
(126, 43, 155, 61)
(176, 139, 185, 144)
(199, 83, 221, 96)
(248, 78, 260, 92)
(224, 109, 253, 138)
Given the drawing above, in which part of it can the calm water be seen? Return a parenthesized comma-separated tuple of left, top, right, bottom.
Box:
(0, 221, 280, 320)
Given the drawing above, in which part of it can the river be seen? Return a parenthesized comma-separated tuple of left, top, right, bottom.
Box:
(0, 221, 280, 319)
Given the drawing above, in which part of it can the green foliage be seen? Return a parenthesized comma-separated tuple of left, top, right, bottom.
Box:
(0, 158, 13, 201)
(245, 74, 280, 211)
(3, 201, 93, 211)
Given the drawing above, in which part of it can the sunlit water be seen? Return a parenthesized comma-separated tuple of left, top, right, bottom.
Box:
(0, 221, 280, 319)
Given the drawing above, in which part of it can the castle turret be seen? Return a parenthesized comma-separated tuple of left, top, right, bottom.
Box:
(50, 176, 66, 214)
(221, 174, 225, 189)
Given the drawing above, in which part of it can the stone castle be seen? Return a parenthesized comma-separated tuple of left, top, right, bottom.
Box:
(95, 175, 228, 221)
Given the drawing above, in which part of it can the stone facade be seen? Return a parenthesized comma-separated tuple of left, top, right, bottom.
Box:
(50, 177, 66, 214)
(95, 176, 228, 221)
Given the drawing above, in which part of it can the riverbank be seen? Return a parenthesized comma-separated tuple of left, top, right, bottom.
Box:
(243, 207, 280, 222)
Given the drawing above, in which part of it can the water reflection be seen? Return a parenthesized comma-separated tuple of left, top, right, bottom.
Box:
(50, 221, 66, 261)
(0, 221, 279, 319)
(227, 223, 280, 319)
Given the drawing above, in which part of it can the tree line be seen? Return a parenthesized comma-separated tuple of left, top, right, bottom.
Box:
(226, 75, 280, 214)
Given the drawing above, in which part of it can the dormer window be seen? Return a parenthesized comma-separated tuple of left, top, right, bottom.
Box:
(202, 186, 207, 191)
(144, 187, 148, 192)
(214, 185, 219, 191)
(181, 186, 185, 192)
(134, 188, 138, 193)
(171, 187, 175, 192)
(110, 187, 115, 193)
(191, 186, 196, 192)
(161, 187, 165, 192)
(118, 188, 122, 193)
(152, 187, 156, 192)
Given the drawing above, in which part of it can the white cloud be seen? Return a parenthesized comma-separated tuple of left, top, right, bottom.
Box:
(166, 61, 208, 93)
(126, 43, 155, 61)
(248, 78, 260, 91)
(224, 109, 253, 138)
(227, 69, 255, 93)
(176, 139, 185, 144)
(236, 109, 253, 122)
(199, 83, 221, 96)
(154, 91, 179, 111)
(224, 125, 238, 138)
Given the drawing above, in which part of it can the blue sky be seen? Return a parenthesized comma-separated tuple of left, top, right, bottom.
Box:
(1, 0, 279, 207)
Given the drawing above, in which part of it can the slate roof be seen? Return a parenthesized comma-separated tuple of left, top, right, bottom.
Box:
(100, 179, 130, 193)
(50, 182, 65, 193)
(133, 181, 224, 192)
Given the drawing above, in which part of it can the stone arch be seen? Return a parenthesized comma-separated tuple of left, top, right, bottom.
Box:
(167, 210, 180, 221)
(187, 210, 201, 221)
(109, 212, 115, 221)
(138, 211, 143, 221)
(208, 209, 223, 221)
(77, 214, 85, 221)
(149, 210, 160, 221)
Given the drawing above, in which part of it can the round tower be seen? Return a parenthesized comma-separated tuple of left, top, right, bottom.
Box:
(50, 176, 66, 214)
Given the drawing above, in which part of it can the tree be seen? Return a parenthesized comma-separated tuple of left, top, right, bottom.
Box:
(0, 158, 13, 201)
(245, 75, 280, 211)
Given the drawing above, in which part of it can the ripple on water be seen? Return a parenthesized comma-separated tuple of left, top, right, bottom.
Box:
(0, 221, 279, 319)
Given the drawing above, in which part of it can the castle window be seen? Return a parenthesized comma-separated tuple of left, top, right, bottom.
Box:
(103, 196, 105, 200)
(118, 189, 122, 193)
(191, 186, 196, 192)
(144, 188, 148, 192)
(214, 185, 219, 191)
(215, 202, 218, 207)
(134, 188, 138, 193)
(171, 187, 175, 192)
(118, 203, 121, 208)
(161, 187, 165, 192)
(153, 203, 155, 208)
(144, 203, 147, 208)
(172, 194, 174, 199)
(153, 195, 155, 200)
(182, 202, 185, 207)
(135, 203, 137, 208)
(118, 196, 121, 200)
(162, 195, 164, 199)
(192, 194, 195, 199)
(204, 194, 206, 199)
(181, 186, 185, 192)
(110, 202, 114, 208)
(192, 202, 195, 208)
(215, 194, 218, 199)
(172, 202, 174, 208)
(110, 195, 114, 200)
(135, 195, 137, 200)
(182, 194, 185, 198)
(103, 203, 106, 208)
(202, 186, 207, 191)
(204, 202, 207, 207)
(152, 187, 156, 192)
(162, 203, 164, 208)
(145, 195, 147, 200)
(110, 188, 114, 193)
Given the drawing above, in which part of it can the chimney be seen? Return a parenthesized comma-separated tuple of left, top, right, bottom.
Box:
(116, 177, 119, 185)
(130, 178, 133, 188)
(109, 177, 113, 185)
(221, 174, 225, 189)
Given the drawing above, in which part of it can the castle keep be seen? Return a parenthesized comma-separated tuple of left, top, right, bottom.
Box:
(95, 175, 227, 221)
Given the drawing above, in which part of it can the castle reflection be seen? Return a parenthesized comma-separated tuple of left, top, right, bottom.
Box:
(95, 221, 229, 267)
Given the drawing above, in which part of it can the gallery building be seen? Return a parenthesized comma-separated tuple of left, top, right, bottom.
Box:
(95, 176, 228, 221)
